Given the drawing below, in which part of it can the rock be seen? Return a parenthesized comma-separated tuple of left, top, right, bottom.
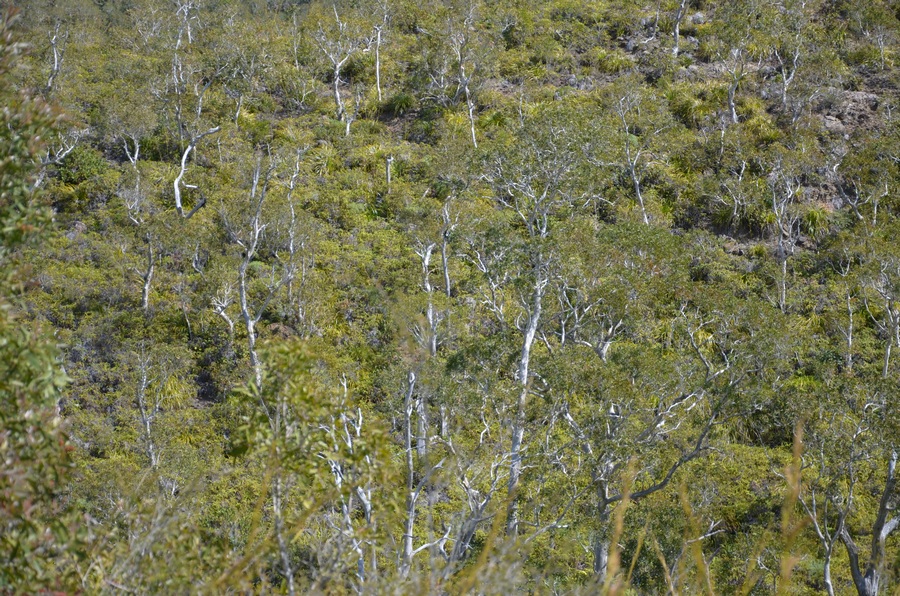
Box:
(844, 91, 878, 110)
(825, 91, 880, 131)
(823, 115, 846, 135)
(65, 220, 87, 240)
(690, 12, 706, 25)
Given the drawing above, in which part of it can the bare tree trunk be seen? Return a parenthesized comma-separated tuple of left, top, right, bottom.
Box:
(464, 79, 477, 149)
(845, 291, 854, 373)
(45, 23, 66, 96)
(273, 474, 296, 596)
(618, 100, 649, 225)
(374, 26, 383, 102)
(506, 263, 546, 537)
(385, 155, 393, 193)
(823, 546, 835, 596)
(630, 161, 649, 226)
(592, 530, 610, 578)
(174, 126, 220, 218)
(239, 257, 261, 390)
(421, 244, 438, 357)
(136, 355, 159, 469)
(333, 67, 345, 121)
(884, 306, 899, 379)
(774, 47, 800, 114)
(780, 254, 788, 313)
(840, 450, 899, 596)
(440, 202, 455, 298)
(726, 57, 743, 124)
(135, 234, 157, 312)
(400, 371, 417, 579)
(672, 0, 688, 57)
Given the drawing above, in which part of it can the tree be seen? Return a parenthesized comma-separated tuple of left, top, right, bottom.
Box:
(312, 5, 368, 125)
(480, 110, 583, 537)
(801, 385, 900, 596)
(217, 150, 287, 392)
(588, 80, 681, 226)
(0, 10, 79, 592)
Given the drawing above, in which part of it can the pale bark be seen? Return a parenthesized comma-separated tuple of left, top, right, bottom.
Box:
(400, 371, 417, 578)
(617, 96, 650, 225)
(314, 6, 361, 123)
(272, 475, 295, 596)
(135, 353, 159, 469)
(173, 126, 220, 218)
(671, 0, 688, 57)
(44, 23, 67, 96)
(440, 202, 456, 298)
(137, 235, 156, 312)
(506, 261, 546, 537)
(840, 450, 899, 596)
(374, 26, 383, 102)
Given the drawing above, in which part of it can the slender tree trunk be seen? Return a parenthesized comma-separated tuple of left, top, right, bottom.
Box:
(238, 257, 262, 390)
(846, 292, 854, 373)
(823, 547, 835, 596)
(273, 474, 296, 596)
(136, 360, 159, 469)
(374, 27, 382, 102)
(173, 126, 220, 218)
(139, 236, 156, 312)
(45, 24, 65, 96)
(400, 372, 417, 579)
(629, 160, 649, 225)
(780, 255, 788, 313)
(507, 264, 545, 537)
(728, 76, 740, 124)
(333, 65, 345, 121)
(465, 86, 478, 149)
(840, 450, 899, 596)
(441, 204, 453, 297)
(672, 0, 688, 57)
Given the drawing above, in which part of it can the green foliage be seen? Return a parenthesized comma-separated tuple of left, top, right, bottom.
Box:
(0, 10, 81, 592)
(5, 0, 900, 591)
(381, 90, 417, 117)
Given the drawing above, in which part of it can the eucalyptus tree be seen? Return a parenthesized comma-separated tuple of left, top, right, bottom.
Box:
(553, 225, 794, 581)
(406, 0, 493, 147)
(446, 0, 484, 148)
(846, 0, 900, 72)
(365, 0, 391, 102)
(0, 12, 80, 590)
(216, 150, 288, 392)
(43, 20, 66, 95)
(707, 0, 768, 125)
(669, 0, 689, 57)
(312, 4, 369, 125)
(479, 109, 586, 537)
(800, 381, 900, 596)
(588, 80, 682, 226)
(760, 0, 837, 124)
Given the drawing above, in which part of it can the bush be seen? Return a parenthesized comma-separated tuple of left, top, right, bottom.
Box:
(58, 145, 108, 186)
(381, 91, 417, 117)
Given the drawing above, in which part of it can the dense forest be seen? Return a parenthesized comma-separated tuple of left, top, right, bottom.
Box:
(2, 0, 900, 592)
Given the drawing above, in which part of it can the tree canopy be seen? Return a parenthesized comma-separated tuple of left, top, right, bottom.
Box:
(2, 0, 900, 592)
